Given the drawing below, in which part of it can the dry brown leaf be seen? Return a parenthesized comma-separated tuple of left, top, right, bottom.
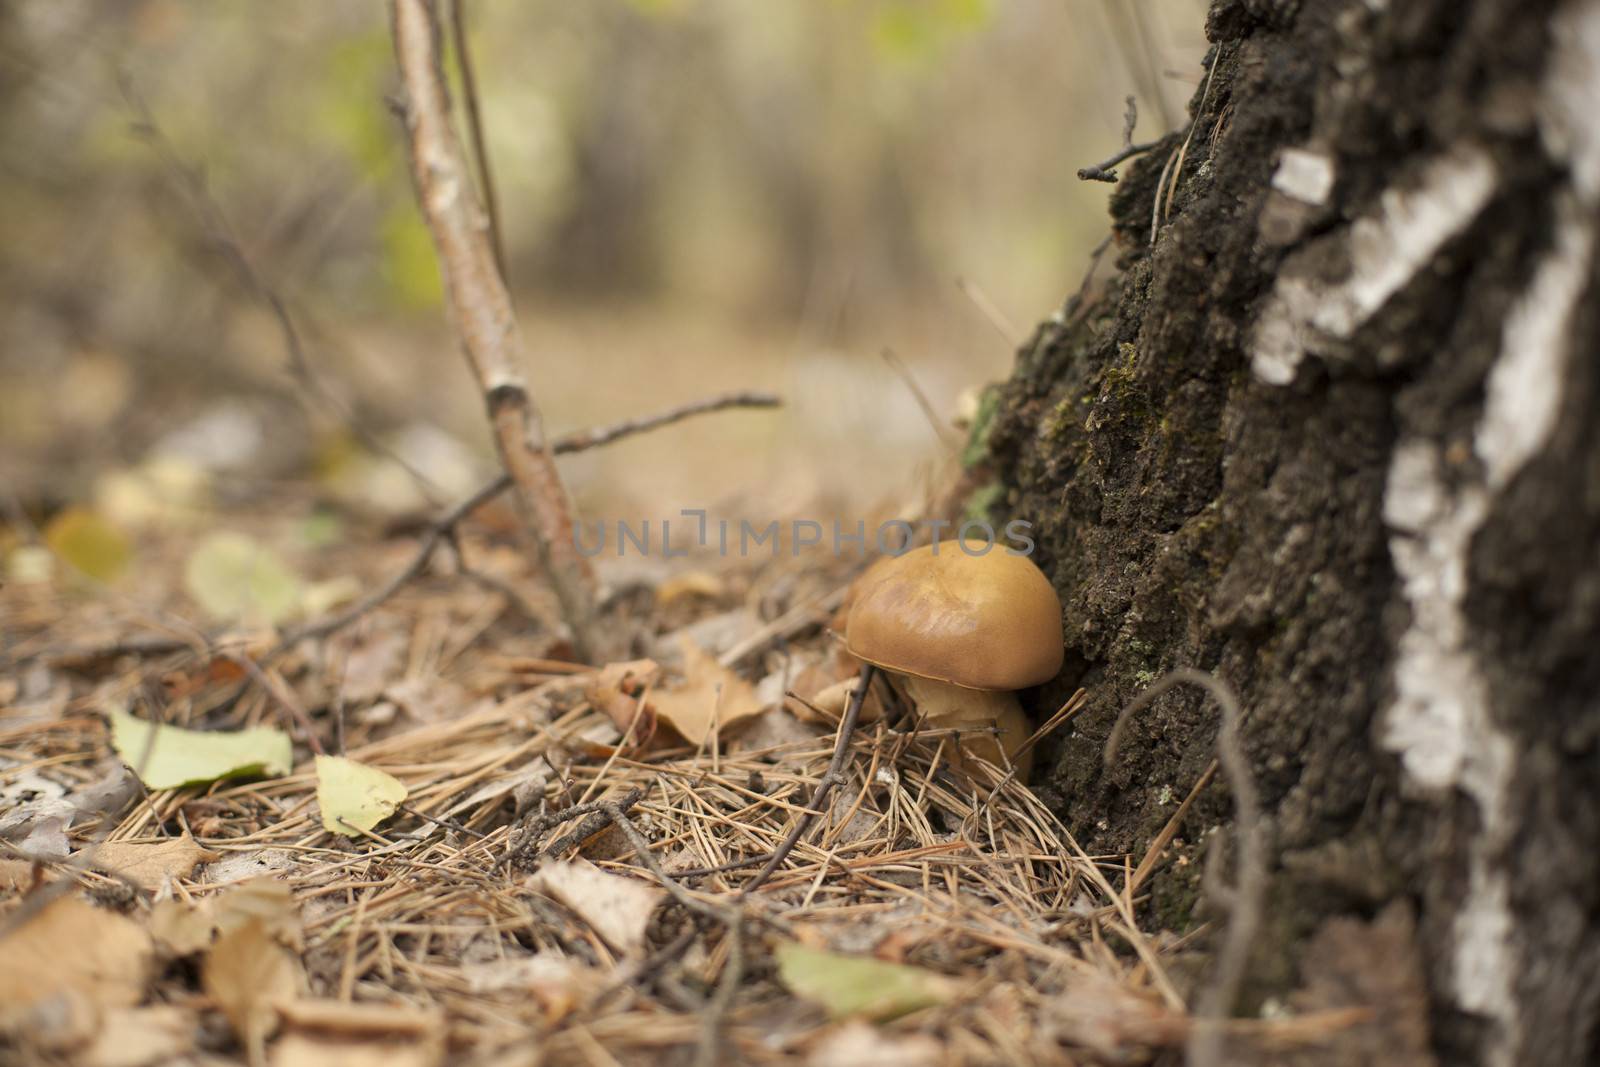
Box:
(80, 1005, 196, 1067)
(0, 895, 153, 1015)
(462, 956, 603, 1023)
(148, 896, 216, 956)
(270, 1031, 444, 1067)
(0, 857, 38, 893)
(525, 859, 664, 958)
(203, 917, 304, 1065)
(652, 639, 766, 746)
(94, 834, 221, 891)
(214, 876, 300, 946)
(793, 676, 886, 725)
(583, 658, 661, 742)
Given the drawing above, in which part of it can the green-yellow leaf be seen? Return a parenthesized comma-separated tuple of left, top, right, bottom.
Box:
(315, 755, 407, 836)
(184, 531, 303, 625)
(109, 709, 292, 791)
(44, 507, 132, 582)
(774, 942, 955, 1021)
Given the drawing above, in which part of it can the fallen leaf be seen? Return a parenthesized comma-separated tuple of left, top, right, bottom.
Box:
(774, 942, 955, 1021)
(204, 917, 303, 1065)
(792, 676, 886, 725)
(108, 707, 292, 790)
(94, 834, 221, 891)
(80, 1005, 195, 1067)
(583, 658, 661, 741)
(44, 507, 133, 582)
(184, 530, 303, 625)
(213, 877, 300, 945)
(315, 755, 407, 836)
(526, 859, 663, 958)
(17, 814, 71, 860)
(652, 639, 766, 746)
(148, 897, 217, 956)
(462, 955, 603, 1021)
(0, 858, 39, 893)
(0, 895, 153, 1014)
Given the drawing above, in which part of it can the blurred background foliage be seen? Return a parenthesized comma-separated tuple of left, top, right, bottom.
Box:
(0, 0, 1203, 530)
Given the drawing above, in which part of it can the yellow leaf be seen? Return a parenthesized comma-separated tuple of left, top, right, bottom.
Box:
(44, 506, 132, 582)
(184, 531, 303, 625)
(108, 708, 292, 791)
(315, 755, 407, 836)
(774, 942, 955, 1021)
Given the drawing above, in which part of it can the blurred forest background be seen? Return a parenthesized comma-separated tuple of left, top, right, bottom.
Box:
(0, 0, 1203, 533)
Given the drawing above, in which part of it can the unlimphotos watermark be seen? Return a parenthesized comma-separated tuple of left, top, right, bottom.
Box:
(572, 510, 1034, 559)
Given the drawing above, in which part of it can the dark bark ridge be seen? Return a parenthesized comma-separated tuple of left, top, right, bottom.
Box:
(981, 1, 1600, 1063)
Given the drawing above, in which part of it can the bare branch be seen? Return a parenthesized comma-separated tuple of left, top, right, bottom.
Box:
(389, 0, 601, 658)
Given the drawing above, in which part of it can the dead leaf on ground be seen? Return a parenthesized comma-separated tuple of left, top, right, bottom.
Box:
(204, 916, 304, 1065)
(94, 833, 221, 891)
(0, 895, 154, 1015)
(80, 1005, 196, 1067)
(314, 754, 407, 836)
(792, 676, 887, 725)
(655, 570, 727, 607)
(525, 859, 664, 958)
(583, 658, 661, 742)
(652, 638, 766, 746)
(148, 896, 217, 957)
(462, 955, 603, 1023)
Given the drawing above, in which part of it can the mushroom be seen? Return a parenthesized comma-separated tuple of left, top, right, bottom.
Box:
(841, 539, 1063, 778)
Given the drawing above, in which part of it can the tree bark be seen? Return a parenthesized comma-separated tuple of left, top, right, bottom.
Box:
(981, 2, 1600, 1064)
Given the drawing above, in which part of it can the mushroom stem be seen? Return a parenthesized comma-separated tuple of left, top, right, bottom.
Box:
(896, 674, 1033, 779)
(740, 664, 877, 897)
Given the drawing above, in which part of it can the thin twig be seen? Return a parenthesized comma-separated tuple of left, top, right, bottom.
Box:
(446, 0, 506, 284)
(391, 0, 601, 659)
(499, 786, 644, 870)
(1077, 139, 1162, 183)
(1103, 668, 1265, 1067)
(739, 664, 875, 897)
(881, 347, 959, 451)
(263, 391, 779, 663)
(694, 913, 743, 1067)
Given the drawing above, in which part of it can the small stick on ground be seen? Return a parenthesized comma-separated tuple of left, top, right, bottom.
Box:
(1104, 667, 1265, 1067)
(499, 785, 645, 870)
(739, 664, 876, 897)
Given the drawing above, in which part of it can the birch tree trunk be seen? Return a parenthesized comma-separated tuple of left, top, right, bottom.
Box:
(982, 2, 1600, 1063)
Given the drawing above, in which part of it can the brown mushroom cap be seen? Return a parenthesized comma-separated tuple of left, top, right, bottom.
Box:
(843, 541, 1064, 690)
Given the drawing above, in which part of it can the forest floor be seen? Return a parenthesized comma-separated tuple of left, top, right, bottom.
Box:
(0, 475, 1363, 1067)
